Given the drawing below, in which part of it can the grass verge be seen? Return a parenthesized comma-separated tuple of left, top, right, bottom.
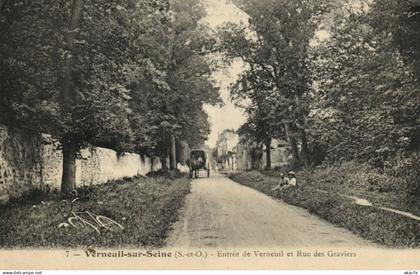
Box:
(230, 171, 420, 248)
(0, 176, 191, 249)
(262, 165, 420, 217)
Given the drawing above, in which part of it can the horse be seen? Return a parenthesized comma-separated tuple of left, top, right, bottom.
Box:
(187, 150, 209, 178)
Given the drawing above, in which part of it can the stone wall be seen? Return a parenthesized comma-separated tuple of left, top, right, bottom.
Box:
(75, 148, 161, 188)
(0, 125, 161, 203)
(0, 126, 43, 203)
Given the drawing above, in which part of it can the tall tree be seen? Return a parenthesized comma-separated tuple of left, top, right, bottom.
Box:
(61, 0, 85, 193)
(0, 0, 169, 192)
(218, 0, 328, 168)
(130, 0, 221, 170)
(309, 0, 420, 166)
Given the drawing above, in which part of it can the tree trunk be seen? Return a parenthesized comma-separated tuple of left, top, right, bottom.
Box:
(251, 148, 263, 170)
(265, 138, 272, 170)
(62, 0, 84, 105)
(161, 153, 168, 172)
(160, 126, 168, 172)
(284, 122, 300, 168)
(300, 128, 310, 168)
(169, 134, 177, 170)
(252, 157, 262, 170)
(300, 129, 311, 168)
(60, 0, 83, 193)
(61, 141, 77, 194)
(161, 157, 168, 171)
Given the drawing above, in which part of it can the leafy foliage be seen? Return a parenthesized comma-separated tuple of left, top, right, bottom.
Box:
(0, 0, 149, 151)
(218, 0, 330, 168)
(309, 0, 420, 166)
(218, 0, 420, 174)
(0, 0, 220, 190)
(128, 0, 221, 161)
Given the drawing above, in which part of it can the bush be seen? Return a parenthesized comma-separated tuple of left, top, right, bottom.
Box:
(76, 185, 97, 201)
(146, 169, 187, 179)
(386, 152, 420, 196)
(262, 161, 419, 215)
(272, 161, 408, 194)
(7, 185, 58, 206)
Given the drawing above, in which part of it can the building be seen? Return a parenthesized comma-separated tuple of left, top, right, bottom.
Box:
(234, 137, 290, 171)
(261, 139, 290, 168)
(214, 128, 291, 171)
(235, 141, 252, 170)
(215, 129, 239, 171)
(216, 129, 239, 157)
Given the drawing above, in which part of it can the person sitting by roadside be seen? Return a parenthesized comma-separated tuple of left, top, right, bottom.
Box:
(287, 171, 297, 187)
(278, 171, 297, 189)
(271, 172, 289, 197)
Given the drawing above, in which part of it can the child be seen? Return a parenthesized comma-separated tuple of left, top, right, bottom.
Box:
(287, 171, 297, 186)
(272, 172, 288, 197)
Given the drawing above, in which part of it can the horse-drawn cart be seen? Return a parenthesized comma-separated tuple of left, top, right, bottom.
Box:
(188, 149, 210, 178)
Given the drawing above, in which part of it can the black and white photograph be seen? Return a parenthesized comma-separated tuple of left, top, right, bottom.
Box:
(0, 0, 419, 271)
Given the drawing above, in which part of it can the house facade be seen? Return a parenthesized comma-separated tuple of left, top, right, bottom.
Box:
(215, 129, 239, 171)
(214, 129, 291, 171)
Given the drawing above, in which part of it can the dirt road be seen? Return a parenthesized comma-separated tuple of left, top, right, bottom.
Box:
(167, 173, 373, 248)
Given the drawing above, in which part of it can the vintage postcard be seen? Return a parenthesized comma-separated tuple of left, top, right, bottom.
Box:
(0, 0, 419, 271)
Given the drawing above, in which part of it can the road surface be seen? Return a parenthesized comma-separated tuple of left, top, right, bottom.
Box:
(167, 173, 373, 248)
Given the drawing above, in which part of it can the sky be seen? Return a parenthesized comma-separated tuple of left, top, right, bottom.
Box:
(201, 0, 248, 148)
